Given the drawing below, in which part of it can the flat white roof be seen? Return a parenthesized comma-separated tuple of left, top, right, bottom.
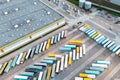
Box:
(0, 0, 64, 47)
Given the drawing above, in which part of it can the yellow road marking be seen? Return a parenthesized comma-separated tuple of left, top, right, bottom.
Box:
(95, 18, 115, 28)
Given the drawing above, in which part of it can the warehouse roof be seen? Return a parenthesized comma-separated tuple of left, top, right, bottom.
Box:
(0, 0, 64, 47)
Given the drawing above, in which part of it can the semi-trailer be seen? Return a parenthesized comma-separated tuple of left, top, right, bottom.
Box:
(79, 73, 96, 78)
(14, 75, 29, 80)
(64, 45, 76, 49)
(4, 59, 13, 73)
(20, 72, 34, 77)
(59, 47, 72, 52)
(84, 70, 100, 76)
(69, 40, 83, 45)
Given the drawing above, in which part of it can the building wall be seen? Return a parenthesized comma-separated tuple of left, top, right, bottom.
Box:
(87, 0, 120, 11)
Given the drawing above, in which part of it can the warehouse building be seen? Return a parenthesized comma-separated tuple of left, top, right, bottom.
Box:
(0, 0, 65, 57)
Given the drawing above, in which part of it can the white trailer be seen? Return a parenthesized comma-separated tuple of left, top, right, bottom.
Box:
(25, 48, 32, 60)
(82, 44, 86, 55)
(60, 56, 64, 71)
(55, 60, 61, 73)
(61, 31, 65, 38)
(42, 41, 47, 51)
(58, 33, 61, 42)
(103, 40, 111, 48)
(64, 54, 68, 68)
(39, 42, 44, 53)
(38, 71, 43, 80)
(51, 36, 55, 45)
(73, 49, 76, 61)
(115, 48, 120, 55)
(14, 75, 28, 80)
(92, 63, 108, 68)
(16, 53, 23, 65)
(75, 77, 83, 80)
(80, 47, 83, 58)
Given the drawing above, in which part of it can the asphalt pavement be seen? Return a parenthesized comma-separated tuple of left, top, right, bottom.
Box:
(0, 0, 120, 80)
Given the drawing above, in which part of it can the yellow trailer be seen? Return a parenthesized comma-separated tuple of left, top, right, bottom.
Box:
(20, 51, 27, 63)
(84, 78, 92, 80)
(46, 66, 52, 80)
(69, 40, 83, 45)
(79, 73, 87, 78)
(68, 57, 72, 65)
(46, 38, 51, 50)
(83, 24, 89, 28)
(91, 32, 100, 39)
(48, 53, 55, 57)
(0, 62, 8, 75)
(68, 51, 72, 65)
(76, 47, 80, 53)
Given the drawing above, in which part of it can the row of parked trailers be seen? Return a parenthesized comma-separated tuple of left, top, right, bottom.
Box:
(79, 24, 120, 56)
(14, 41, 86, 80)
(75, 60, 111, 80)
(0, 31, 66, 75)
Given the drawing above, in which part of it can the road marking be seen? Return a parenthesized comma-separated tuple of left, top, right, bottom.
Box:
(63, 47, 106, 80)
(105, 53, 115, 61)
(103, 63, 120, 80)
(89, 20, 116, 35)
(95, 18, 115, 28)
(67, 29, 78, 35)
(83, 37, 89, 43)
(86, 43, 97, 52)
(51, 41, 99, 80)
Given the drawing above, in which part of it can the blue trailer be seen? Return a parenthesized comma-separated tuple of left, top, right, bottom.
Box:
(98, 37, 106, 44)
(109, 44, 117, 51)
(25, 68, 37, 73)
(93, 34, 102, 41)
(96, 35, 104, 42)
(107, 41, 115, 49)
(84, 70, 100, 76)
(87, 30, 95, 35)
(4, 60, 13, 73)
(103, 40, 112, 48)
(59, 47, 72, 52)
(89, 67, 104, 72)
(112, 45, 120, 53)
(44, 57, 57, 62)
(64, 45, 76, 49)
(28, 66, 42, 70)
(83, 27, 91, 33)
(35, 44, 40, 54)
(85, 28, 93, 34)
(54, 35, 58, 44)
(96, 61, 110, 65)
(94, 35, 103, 41)
(88, 31, 97, 37)
(30, 47, 36, 58)
(101, 38, 110, 45)
(11, 55, 19, 67)
(40, 60, 54, 65)
(34, 63, 47, 67)
(20, 72, 34, 77)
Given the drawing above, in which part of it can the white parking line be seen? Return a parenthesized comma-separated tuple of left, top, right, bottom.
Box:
(63, 46, 105, 80)
(104, 63, 120, 80)
(89, 20, 116, 36)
